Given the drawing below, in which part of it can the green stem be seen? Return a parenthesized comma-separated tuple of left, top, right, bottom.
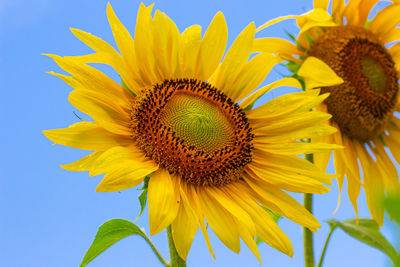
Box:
(167, 226, 186, 267)
(317, 227, 336, 267)
(303, 193, 315, 267)
(304, 153, 315, 267)
(142, 233, 169, 267)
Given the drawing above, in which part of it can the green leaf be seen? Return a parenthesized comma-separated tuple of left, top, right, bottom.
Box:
(291, 73, 306, 90)
(304, 33, 314, 46)
(326, 218, 398, 262)
(384, 195, 400, 224)
(135, 175, 151, 221)
(285, 61, 301, 74)
(283, 28, 297, 43)
(256, 207, 282, 245)
(80, 219, 148, 267)
(135, 189, 148, 221)
(263, 206, 282, 223)
(378, 135, 387, 146)
(139, 175, 150, 191)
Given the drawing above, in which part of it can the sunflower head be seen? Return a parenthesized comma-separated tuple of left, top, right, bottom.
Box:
(255, 0, 400, 224)
(309, 25, 399, 141)
(43, 2, 340, 261)
(131, 78, 253, 186)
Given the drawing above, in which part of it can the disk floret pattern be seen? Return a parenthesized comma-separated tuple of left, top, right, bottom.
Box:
(131, 78, 254, 186)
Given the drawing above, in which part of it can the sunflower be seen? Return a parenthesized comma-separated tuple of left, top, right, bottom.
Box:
(256, 0, 400, 224)
(43, 3, 340, 261)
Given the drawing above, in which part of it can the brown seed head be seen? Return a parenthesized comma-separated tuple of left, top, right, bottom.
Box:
(131, 79, 254, 186)
(309, 26, 398, 141)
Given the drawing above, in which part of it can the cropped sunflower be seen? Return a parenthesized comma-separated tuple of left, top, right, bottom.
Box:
(43, 3, 339, 261)
(256, 0, 400, 224)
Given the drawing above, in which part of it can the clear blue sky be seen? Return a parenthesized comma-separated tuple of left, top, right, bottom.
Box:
(0, 0, 398, 266)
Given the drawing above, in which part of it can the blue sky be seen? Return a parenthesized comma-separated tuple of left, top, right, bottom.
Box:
(0, 0, 398, 266)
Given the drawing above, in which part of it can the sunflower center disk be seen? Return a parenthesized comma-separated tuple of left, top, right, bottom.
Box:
(309, 26, 398, 141)
(160, 93, 234, 153)
(361, 56, 387, 94)
(132, 79, 253, 186)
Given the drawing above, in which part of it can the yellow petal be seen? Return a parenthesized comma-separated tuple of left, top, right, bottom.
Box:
(70, 28, 120, 60)
(198, 187, 241, 253)
(60, 152, 102, 171)
(337, 135, 361, 215)
(254, 141, 341, 155)
(354, 141, 384, 225)
(228, 182, 293, 257)
(46, 71, 80, 88)
(342, 0, 362, 25)
(44, 54, 128, 102)
(382, 27, 400, 44)
(43, 121, 132, 151)
(134, 3, 158, 85)
(245, 178, 320, 232)
(256, 15, 298, 32)
(164, 14, 182, 78)
(252, 111, 332, 134)
(296, 9, 337, 50)
(148, 169, 180, 235)
(68, 28, 140, 89)
(90, 145, 158, 176)
(247, 89, 326, 119)
(206, 187, 255, 237)
(171, 186, 199, 260)
(338, 130, 361, 181)
(312, 139, 333, 172)
(297, 9, 337, 33)
(254, 123, 337, 142)
(247, 164, 330, 194)
(331, 0, 345, 23)
(240, 77, 302, 110)
(212, 23, 255, 96)
(369, 3, 400, 38)
(206, 187, 261, 262)
(229, 53, 281, 102)
(358, 0, 380, 26)
(342, 137, 362, 184)
(96, 162, 155, 192)
(371, 139, 400, 193)
(331, 137, 346, 213)
(385, 130, 400, 164)
(248, 152, 334, 194)
(252, 38, 302, 57)
(186, 185, 215, 259)
(68, 89, 132, 136)
(152, 11, 181, 79)
(312, 103, 334, 172)
(298, 56, 344, 89)
(196, 12, 228, 81)
(254, 151, 334, 182)
(346, 168, 362, 217)
(234, 219, 261, 263)
(180, 25, 202, 78)
(106, 4, 144, 90)
(106, 4, 136, 70)
(389, 42, 400, 59)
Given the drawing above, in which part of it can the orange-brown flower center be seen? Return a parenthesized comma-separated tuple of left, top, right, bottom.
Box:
(131, 79, 253, 186)
(309, 25, 398, 141)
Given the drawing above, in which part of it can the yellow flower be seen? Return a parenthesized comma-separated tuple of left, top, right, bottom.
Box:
(43, 3, 338, 261)
(256, 0, 400, 225)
